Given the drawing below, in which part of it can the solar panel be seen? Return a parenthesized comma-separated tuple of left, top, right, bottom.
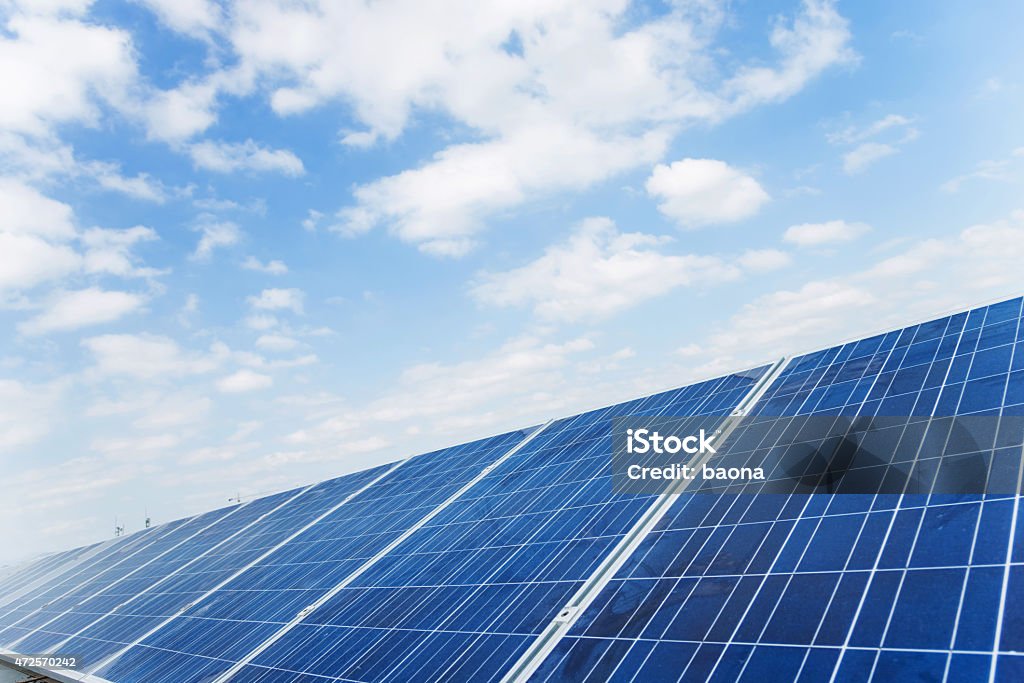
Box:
(525, 296, 1024, 682)
(8, 462, 399, 671)
(0, 542, 106, 610)
(87, 429, 536, 682)
(0, 503, 242, 649)
(3, 297, 1022, 683)
(214, 369, 767, 682)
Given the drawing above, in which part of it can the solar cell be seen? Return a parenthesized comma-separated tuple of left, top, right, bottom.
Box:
(524, 296, 1024, 683)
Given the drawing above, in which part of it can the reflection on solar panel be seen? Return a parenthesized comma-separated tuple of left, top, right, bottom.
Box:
(0, 296, 1021, 683)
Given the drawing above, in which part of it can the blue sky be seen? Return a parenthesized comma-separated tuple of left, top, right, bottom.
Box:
(1, 0, 1022, 564)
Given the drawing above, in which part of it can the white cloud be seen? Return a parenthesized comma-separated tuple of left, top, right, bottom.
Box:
(217, 369, 273, 393)
(247, 288, 304, 314)
(941, 150, 1023, 193)
(472, 217, 738, 322)
(827, 114, 914, 145)
(783, 220, 870, 246)
(242, 256, 288, 275)
(737, 248, 792, 272)
(134, 0, 222, 38)
(645, 159, 770, 227)
(0, 233, 80, 294)
(255, 334, 300, 352)
(212, 0, 852, 255)
(0, 178, 76, 239)
(0, 180, 81, 294)
(688, 209, 1024, 368)
(293, 334, 596, 444)
(338, 125, 669, 256)
(142, 80, 219, 142)
(721, 0, 856, 109)
(83, 334, 227, 379)
(0, 9, 137, 136)
(842, 142, 896, 174)
(0, 181, 161, 294)
(829, 114, 918, 175)
(301, 209, 323, 232)
(189, 139, 305, 176)
(192, 219, 240, 261)
(18, 288, 145, 335)
(81, 226, 159, 277)
(89, 164, 167, 202)
(0, 137, 169, 202)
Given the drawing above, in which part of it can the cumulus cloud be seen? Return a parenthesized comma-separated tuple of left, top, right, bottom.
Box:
(81, 226, 160, 277)
(472, 217, 739, 322)
(645, 159, 770, 228)
(247, 288, 304, 314)
(212, 0, 853, 254)
(18, 288, 145, 335)
(134, 0, 222, 38)
(142, 80, 219, 142)
(0, 6, 137, 136)
(0, 181, 159, 295)
(242, 256, 288, 275)
(189, 139, 305, 176)
(338, 125, 669, 256)
(192, 218, 240, 261)
(783, 220, 870, 246)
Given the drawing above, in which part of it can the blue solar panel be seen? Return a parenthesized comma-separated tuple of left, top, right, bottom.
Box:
(5, 297, 1022, 683)
(530, 296, 1024, 683)
(0, 542, 105, 609)
(29, 462, 395, 671)
(222, 369, 767, 682)
(90, 429, 535, 683)
(0, 503, 242, 649)
(5, 485, 309, 659)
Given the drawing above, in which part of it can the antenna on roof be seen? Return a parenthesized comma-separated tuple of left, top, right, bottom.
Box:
(114, 517, 125, 537)
(144, 508, 151, 529)
(228, 491, 243, 504)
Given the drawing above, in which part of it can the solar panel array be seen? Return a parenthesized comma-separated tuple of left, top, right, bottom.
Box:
(530, 296, 1024, 683)
(1, 296, 1021, 683)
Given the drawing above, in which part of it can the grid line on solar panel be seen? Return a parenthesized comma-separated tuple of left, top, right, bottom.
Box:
(0, 517, 199, 642)
(527, 296, 1024, 683)
(13, 481, 322, 666)
(0, 542, 108, 611)
(37, 461, 401, 674)
(85, 429, 535, 683)
(206, 422, 552, 683)
(501, 359, 787, 683)
(0, 501, 248, 652)
(0, 532, 158, 622)
(219, 369, 767, 683)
